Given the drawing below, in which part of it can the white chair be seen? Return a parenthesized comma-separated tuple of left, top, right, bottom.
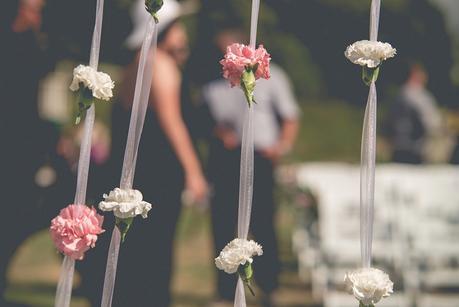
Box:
(296, 163, 402, 301)
(293, 163, 459, 307)
(369, 165, 459, 299)
(402, 167, 459, 291)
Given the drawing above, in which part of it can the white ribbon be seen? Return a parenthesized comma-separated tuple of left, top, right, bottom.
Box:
(100, 226, 122, 307)
(370, 0, 380, 42)
(54, 1, 105, 306)
(234, 1, 260, 306)
(249, 0, 260, 50)
(360, 0, 380, 268)
(119, 17, 158, 190)
(237, 105, 254, 240)
(54, 254, 76, 307)
(234, 278, 247, 307)
(100, 17, 158, 307)
(360, 81, 377, 268)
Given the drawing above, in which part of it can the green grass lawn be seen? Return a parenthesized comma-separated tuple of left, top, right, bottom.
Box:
(291, 101, 364, 163)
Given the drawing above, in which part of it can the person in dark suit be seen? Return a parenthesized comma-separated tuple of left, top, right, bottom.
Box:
(384, 63, 443, 164)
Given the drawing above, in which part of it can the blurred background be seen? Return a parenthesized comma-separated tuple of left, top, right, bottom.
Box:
(1, 0, 459, 306)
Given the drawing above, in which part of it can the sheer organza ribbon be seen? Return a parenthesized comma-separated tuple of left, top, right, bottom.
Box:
(100, 17, 158, 307)
(234, 1, 260, 306)
(53, 1, 105, 306)
(360, 0, 380, 269)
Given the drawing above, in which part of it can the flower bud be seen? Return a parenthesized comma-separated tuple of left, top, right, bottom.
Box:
(362, 66, 380, 87)
(241, 68, 257, 107)
(238, 262, 255, 296)
(145, 0, 164, 23)
(115, 217, 133, 242)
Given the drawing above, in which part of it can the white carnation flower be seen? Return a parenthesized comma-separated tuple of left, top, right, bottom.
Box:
(70, 64, 114, 101)
(344, 268, 393, 306)
(215, 238, 263, 274)
(345, 40, 396, 68)
(99, 188, 152, 219)
(70, 65, 95, 90)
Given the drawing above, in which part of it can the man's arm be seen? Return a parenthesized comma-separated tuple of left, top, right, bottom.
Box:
(261, 118, 299, 162)
(261, 65, 301, 162)
(278, 118, 299, 155)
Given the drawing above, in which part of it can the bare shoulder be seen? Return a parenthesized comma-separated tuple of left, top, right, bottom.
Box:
(151, 50, 180, 91)
(154, 50, 179, 78)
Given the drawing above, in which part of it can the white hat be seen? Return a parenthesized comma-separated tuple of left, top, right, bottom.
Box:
(125, 0, 182, 50)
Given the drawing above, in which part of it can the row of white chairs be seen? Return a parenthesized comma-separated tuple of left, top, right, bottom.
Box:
(288, 163, 459, 307)
(323, 292, 459, 307)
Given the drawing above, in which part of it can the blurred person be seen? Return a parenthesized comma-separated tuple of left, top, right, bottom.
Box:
(384, 63, 443, 164)
(0, 0, 73, 306)
(1, 0, 46, 125)
(78, 1, 207, 306)
(201, 27, 300, 306)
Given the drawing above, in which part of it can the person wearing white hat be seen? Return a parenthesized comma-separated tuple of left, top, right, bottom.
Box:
(125, 0, 183, 50)
(79, 1, 207, 306)
(114, 0, 208, 305)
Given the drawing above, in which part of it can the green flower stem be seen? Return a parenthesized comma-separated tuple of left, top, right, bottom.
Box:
(115, 217, 134, 243)
(362, 66, 380, 86)
(238, 262, 256, 296)
(359, 302, 375, 307)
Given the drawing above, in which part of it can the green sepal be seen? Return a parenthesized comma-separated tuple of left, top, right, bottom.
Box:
(241, 68, 256, 108)
(145, 0, 163, 23)
(115, 217, 134, 243)
(362, 66, 380, 86)
(238, 262, 255, 296)
(75, 87, 94, 125)
(359, 302, 375, 307)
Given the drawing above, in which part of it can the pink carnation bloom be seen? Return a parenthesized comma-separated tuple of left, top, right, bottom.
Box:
(50, 204, 104, 260)
(220, 43, 271, 87)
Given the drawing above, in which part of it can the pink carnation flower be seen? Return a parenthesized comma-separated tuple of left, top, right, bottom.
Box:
(50, 204, 104, 260)
(220, 43, 271, 87)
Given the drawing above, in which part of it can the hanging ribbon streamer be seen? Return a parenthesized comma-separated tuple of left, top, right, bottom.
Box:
(54, 254, 76, 307)
(235, 108, 254, 307)
(344, 1, 395, 305)
(237, 105, 254, 240)
(119, 18, 158, 190)
(100, 17, 158, 307)
(360, 0, 380, 269)
(234, 1, 260, 306)
(360, 81, 377, 268)
(54, 1, 105, 306)
(369, 0, 380, 42)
